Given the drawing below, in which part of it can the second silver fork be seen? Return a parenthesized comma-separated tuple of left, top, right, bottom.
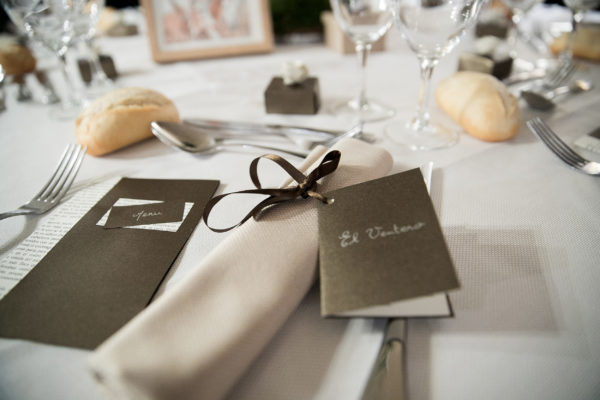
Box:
(541, 62, 576, 89)
(527, 117, 600, 176)
(506, 61, 575, 88)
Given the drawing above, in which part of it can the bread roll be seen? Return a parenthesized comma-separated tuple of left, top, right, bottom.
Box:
(75, 87, 179, 156)
(435, 71, 520, 142)
(0, 35, 36, 76)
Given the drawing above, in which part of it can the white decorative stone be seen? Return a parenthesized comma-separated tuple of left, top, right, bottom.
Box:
(281, 61, 309, 85)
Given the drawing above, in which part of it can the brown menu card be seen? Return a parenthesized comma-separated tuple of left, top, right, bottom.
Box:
(0, 178, 219, 349)
(318, 169, 458, 317)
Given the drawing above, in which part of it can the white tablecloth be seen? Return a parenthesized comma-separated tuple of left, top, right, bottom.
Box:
(1, 5, 599, 400)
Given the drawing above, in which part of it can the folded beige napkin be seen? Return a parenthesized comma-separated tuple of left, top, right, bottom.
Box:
(89, 138, 393, 400)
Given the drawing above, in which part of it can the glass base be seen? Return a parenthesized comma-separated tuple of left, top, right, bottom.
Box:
(49, 100, 83, 120)
(83, 75, 116, 100)
(385, 118, 459, 151)
(332, 98, 395, 123)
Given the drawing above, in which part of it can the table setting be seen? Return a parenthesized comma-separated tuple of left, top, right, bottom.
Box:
(1, 1, 600, 399)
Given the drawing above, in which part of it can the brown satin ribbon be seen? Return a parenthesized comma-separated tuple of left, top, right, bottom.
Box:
(203, 150, 341, 232)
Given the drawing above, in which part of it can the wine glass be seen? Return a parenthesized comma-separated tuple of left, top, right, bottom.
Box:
(76, 0, 113, 97)
(385, 0, 485, 150)
(500, 0, 542, 61)
(1, 0, 103, 119)
(561, 0, 600, 64)
(330, 0, 395, 122)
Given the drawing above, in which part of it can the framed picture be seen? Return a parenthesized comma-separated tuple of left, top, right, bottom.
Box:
(141, 0, 274, 63)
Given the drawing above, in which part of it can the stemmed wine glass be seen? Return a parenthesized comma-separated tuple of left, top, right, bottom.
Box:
(1, 0, 103, 119)
(330, 0, 395, 122)
(561, 0, 600, 64)
(76, 0, 112, 97)
(501, 0, 542, 57)
(385, 0, 485, 150)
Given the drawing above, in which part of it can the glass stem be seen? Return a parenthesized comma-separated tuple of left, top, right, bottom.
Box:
(563, 10, 584, 63)
(413, 57, 438, 130)
(85, 39, 110, 86)
(508, 9, 523, 57)
(354, 42, 372, 110)
(57, 53, 79, 110)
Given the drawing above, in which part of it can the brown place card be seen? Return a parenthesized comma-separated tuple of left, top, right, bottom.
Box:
(318, 168, 459, 318)
(0, 178, 219, 349)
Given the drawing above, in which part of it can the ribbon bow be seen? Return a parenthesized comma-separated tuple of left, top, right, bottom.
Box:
(203, 150, 341, 232)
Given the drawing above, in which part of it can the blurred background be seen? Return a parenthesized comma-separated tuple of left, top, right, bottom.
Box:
(0, 0, 592, 38)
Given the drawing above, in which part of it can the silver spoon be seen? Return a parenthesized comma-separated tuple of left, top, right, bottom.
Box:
(151, 121, 312, 158)
(522, 79, 593, 111)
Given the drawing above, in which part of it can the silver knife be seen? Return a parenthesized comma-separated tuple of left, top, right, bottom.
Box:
(183, 118, 341, 140)
(360, 162, 434, 400)
(360, 318, 407, 400)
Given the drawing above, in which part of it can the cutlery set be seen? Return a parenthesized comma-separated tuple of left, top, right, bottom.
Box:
(151, 121, 313, 158)
(151, 120, 366, 159)
(2, 106, 595, 224)
(506, 63, 598, 175)
(0, 121, 367, 220)
(521, 79, 592, 110)
(512, 61, 594, 110)
(183, 118, 342, 140)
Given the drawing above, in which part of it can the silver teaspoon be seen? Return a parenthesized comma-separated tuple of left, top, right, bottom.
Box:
(522, 79, 593, 111)
(151, 121, 311, 158)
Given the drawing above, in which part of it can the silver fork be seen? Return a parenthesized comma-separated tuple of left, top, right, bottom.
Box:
(526, 117, 600, 176)
(506, 61, 575, 87)
(0, 144, 87, 220)
(542, 62, 575, 89)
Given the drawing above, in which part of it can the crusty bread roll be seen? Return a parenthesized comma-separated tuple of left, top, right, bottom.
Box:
(75, 87, 179, 156)
(435, 71, 520, 142)
(0, 35, 36, 76)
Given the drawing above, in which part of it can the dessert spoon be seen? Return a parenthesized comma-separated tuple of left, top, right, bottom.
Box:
(151, 121, 311, 158)
(522, 79, 593, 111)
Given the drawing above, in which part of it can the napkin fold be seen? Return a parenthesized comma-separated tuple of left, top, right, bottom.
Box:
(89, 138, 393, 400)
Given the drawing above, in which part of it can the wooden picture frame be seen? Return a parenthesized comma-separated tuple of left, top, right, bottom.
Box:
(141, 0, 274, 63)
